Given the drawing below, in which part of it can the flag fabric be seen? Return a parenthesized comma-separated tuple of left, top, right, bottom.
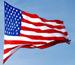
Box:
(3, 1, 70, 64)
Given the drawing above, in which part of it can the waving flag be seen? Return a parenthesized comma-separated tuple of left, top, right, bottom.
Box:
(3, 1, 70, 64)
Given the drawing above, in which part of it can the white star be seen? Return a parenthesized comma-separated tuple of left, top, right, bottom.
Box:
(6, 21, 8, 23)
(13, 29, 14, 31)
(12, 17, 13, 19)
(11, 32, 12, 34)
(10, 26, 12, 28)
(9, 16, 11, 18)
(10, 13, 12, 15)
(9, 22, 10, 24)
(9, 32, 10, 34)
(16, 33, 18, 35)
(8, 12, 9, 14)
(14, 27, 16, 29)
(19, 17, 21, 19)
(10, 7, 12, 9)
(12, 23, 13, 25)
(16, 24, 18, 26)
(20, 11, 22, 13)
(6, 15, 8, 17)
(18, 13, 20, 15)
(15, 18, 16, 20)
(18, 22, 20, 24)
(9, 28, 10, 30)
(18, 27, 20, 30)
(12, 26, 14, 28)
(5, 3, 6, 6)
(8, 25, 9, 27)
(16, 15, 18, 17)
(15, 12, 16, 14)
(14, 24, 15, 26)
(7, 31, 8, 34)
(7, 5, 9, 7)
(17, 19, 19, 21)
(11, 29, 12, 30)
(7, 18, 9, 21)
(10, 19, 12, 22)
(8, 28, 9, 30)
(12, 11, 14, 13)
(13, 14, 15, 16)
(6, 28, 8, 30)
(16, 21, 17, 23)
(6, 8, 8, 10)
(13, 8, 15, 10)
(13, 32, 14, 34)
(5, 31, 6, 33)
(16, 30, 18, 31)
(16, 10, 18, 12)
(9, 9, 11, 12)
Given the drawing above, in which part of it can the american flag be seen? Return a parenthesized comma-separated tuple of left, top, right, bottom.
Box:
(3, 1, 70, 64)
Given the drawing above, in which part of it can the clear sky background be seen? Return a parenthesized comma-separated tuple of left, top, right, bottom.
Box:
(0, 0, 75, 65)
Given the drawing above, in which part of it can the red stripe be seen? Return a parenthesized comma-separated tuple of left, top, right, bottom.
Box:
(40, 18, 63, 24)
(22, 11, 39, 18)
(22, 39, 70, 49)
(4, 40, 46, 45)
(4, 47, 17, 54)
(3, 46, 34, 64)
(4, 36, 69, 45)
(3, 54, 12, 64)
(21, 26, 68, 36)
(37, 39, 70, 49)
(4, 45, 34, 54)
(19, 34, 68, 41)
(22, 11, 63, 24)
(22, 18, 45, 26)
(22, 18, 65, 29)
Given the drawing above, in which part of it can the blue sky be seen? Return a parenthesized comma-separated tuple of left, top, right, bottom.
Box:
(0, 0, 75, 65)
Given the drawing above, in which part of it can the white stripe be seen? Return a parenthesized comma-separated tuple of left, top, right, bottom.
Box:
(3, 44, 26, 59)
(54, 28, 66, 32)
(20, 30, 67, 38)
(4, 35, 54, 43)
(21, 22, 50, 30)
(21, 22, 66, 32)
(34, 44, 44, 47)
(22, 14, 63, 26)
(46, 22, 63, 26)
(22, 14, 43, 23)
(4, 44, 20, 49)
(30, 44, 44, 47)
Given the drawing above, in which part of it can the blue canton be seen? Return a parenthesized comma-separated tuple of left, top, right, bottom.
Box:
(4, 1, 23, 36)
